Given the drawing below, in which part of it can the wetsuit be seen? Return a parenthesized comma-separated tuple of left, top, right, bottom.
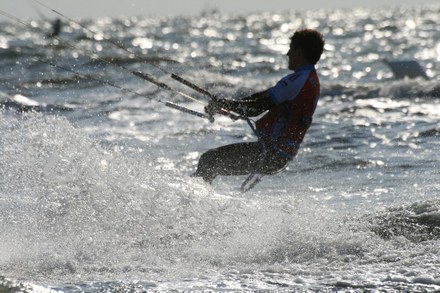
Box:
(193, 64, 320, 183)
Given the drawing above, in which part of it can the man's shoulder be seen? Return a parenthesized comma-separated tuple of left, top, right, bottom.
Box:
(279, 70, 310, 86)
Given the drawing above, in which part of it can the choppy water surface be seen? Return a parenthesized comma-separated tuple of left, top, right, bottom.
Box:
(0, 3, 439, 292)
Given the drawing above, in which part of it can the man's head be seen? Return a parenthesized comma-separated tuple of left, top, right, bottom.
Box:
(287, 29, 325, 70)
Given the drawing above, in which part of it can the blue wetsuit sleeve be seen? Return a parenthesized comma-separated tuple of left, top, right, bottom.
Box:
(268, 71, 309, 104)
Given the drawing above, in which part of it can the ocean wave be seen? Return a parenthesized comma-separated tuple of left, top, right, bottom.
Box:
(0, 48, 22, 60)
(368, 199, 440, 242)
(322, 79, 440, 100)
(0, 277, 31, 293)
(0, 93, 74, 113)
(85, 55, 180, 67)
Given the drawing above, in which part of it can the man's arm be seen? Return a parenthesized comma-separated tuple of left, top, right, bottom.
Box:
(206, 90, 275, 117)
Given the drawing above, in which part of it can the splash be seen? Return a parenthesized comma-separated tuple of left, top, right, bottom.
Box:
(0, 112, 377, 283)
(0, 112, 236, 280)
(1, 112, 439, 292)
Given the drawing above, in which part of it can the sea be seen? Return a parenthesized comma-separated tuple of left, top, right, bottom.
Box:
(0, 3, 439, 292)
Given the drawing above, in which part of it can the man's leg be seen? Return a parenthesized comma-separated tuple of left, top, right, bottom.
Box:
(258, 149, 293, 175)
(192, 142, 291, 183)
(192, 142, 262, 183)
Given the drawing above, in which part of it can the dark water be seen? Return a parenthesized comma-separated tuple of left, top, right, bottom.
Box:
(0, 3, 439, 292)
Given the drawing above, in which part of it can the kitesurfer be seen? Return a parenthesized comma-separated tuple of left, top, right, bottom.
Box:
(193, 29, 325, 184)
(48, 18, 62, 38)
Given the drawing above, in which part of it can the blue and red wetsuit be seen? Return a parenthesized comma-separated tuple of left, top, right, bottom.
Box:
(258, 64, 320, 159)
(193, 64, 320, 182)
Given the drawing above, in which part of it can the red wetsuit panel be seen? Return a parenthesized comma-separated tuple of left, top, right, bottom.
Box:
(256, 65, 320, 158)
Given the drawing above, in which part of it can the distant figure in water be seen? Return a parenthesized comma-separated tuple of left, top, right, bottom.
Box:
(48, 18, 62, 38)
(192, 29, 325, 186)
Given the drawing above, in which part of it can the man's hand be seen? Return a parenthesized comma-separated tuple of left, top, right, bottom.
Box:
(204, 99, 222, 120)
